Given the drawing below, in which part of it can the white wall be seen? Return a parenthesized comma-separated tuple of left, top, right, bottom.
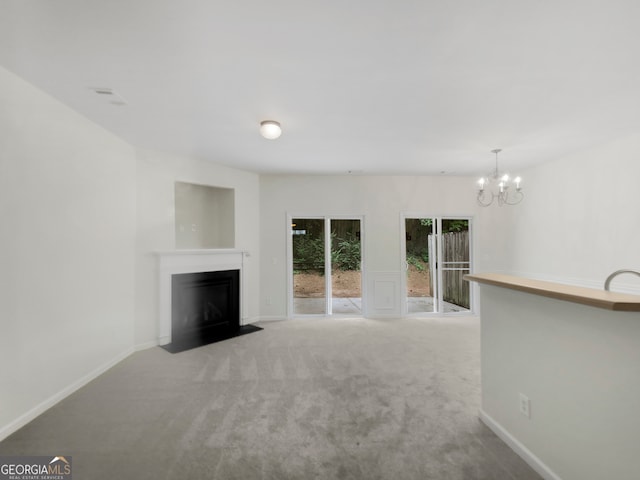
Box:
(502, 132, 640, 291)
(259, 174, 490, 318)
(480, 285, 640, 480)
(478, 132, 640, 480)
(0, 67, 137, 438)
(135, 149, 260, 347)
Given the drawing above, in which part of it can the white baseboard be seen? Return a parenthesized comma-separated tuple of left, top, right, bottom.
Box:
(366, 314, 402, 319)
(479, 409, 562, 480)
(135, 340, 159, 351)
(0, 347, 134, 442)
(255, 315, 287, 323)
(243, 315, 267, 324)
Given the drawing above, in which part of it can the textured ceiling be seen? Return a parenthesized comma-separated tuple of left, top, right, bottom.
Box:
(1, 0, 639, 175)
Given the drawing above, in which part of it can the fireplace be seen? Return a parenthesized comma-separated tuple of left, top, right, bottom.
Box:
(171, 269, 240, 346)
(156, 249, 257, 352)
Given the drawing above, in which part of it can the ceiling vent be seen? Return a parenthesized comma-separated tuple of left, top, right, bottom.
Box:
(91, 87, 127, 106)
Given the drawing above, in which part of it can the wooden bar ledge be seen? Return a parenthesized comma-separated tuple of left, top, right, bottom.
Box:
(464, 273, 640, 312)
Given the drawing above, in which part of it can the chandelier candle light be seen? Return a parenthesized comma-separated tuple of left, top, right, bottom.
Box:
(477, 149, 523, 206)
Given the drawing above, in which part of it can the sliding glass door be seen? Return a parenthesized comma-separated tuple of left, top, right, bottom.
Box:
(403, 216, 471, 314)
(440, 219, 471, 313)
(330, 219, 362, 315)
(290, 216, 363, 316)
(291, 218, 326, 314)
(404, 218, 437, 314)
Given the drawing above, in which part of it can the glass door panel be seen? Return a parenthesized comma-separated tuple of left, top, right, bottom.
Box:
(440, 219, 471, 313)
(405, 218, 436, 314)
(330, 219, 362, 315)
(292, 218, 326, 315)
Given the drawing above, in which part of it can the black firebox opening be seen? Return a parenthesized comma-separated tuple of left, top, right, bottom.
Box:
(170, 269, 240, 349)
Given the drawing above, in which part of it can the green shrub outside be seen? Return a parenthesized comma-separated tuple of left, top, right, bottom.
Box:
(293, 232, 361, 272)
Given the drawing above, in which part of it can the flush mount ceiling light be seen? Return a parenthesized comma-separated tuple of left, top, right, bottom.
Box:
(259, 120, 282, 139)
(477, 149, 523, 207)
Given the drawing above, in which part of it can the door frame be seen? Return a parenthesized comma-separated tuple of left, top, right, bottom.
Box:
(287, 213, 366, 318)
(400, 213, 474, 316)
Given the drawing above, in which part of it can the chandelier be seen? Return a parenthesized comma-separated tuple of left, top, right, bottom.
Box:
(477, 149, 523, 207)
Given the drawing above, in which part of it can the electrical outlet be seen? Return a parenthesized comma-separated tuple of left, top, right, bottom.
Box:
(519, 393, 531, 419)
(266, 297, 272, 306)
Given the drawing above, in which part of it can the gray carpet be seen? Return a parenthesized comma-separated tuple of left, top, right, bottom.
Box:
(0, 317, 541, 480)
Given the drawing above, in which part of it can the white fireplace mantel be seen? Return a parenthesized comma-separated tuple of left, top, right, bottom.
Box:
(156, 249, 248, 345)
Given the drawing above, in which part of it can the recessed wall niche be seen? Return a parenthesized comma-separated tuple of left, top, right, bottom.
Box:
(174, 182, 235, 249)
